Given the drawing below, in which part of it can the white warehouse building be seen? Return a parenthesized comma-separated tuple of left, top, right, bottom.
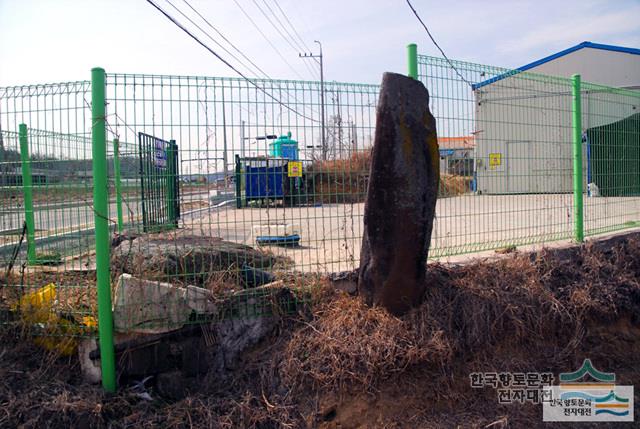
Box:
(474, 41, 640, 194)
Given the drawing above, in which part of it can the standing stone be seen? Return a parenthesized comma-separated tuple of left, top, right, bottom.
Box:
(358, 72, 439, 315)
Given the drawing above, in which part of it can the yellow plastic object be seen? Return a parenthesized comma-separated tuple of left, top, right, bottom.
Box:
(82, 316, 98, 329)
(17, 283, 57, 324)
(15, 283, 96, 356)
(35, 316, 99, 356)
(33, 319, 78, 356)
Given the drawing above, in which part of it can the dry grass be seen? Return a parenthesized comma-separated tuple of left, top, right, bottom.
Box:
(273, 234, 640, 425)
(312, 150, 373, 174)
(309, 151, 472, 203)
(439, 174, 472, 197)
(308, 151, 371, 204)
(1, 233, 640, 428)
(280, 295, 452, 394)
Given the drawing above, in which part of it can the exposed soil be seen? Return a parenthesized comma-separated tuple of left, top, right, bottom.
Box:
(1, 232, 640, 428)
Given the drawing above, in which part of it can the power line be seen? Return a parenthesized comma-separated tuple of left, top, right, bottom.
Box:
(164, 0, 266, 79)
(161, 0, 319, 118)
(271, 0, 318, 64)
(250, 0, 318, 79)
(144, 0, 318, 122)
(178, 0, 320, 117)
(257, 0, 320, 79)
(405, 0, 473, 88)
(180, 0, 272, 80)
(249, 0, 313, 79)
(231, 0, 307, 80)
(261, 0, 306, 53)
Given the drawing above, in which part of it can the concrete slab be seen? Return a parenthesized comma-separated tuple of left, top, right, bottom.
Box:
(182, 194, 640, 272)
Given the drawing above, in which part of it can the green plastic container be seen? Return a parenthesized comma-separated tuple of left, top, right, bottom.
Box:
(269, 131, 299, 160)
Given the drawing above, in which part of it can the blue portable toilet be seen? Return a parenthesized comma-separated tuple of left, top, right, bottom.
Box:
(269, 132, 299, 160)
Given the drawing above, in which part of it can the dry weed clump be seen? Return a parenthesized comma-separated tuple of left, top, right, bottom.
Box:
(312, 150, 372, 174)
(280, 294, 452, 394)
(309, 150, 369, 204)
(309, 151, 473, 202)
(424, 255, 574, 354)
(439, 174, 472, 197)
(279, 234, 640, 398)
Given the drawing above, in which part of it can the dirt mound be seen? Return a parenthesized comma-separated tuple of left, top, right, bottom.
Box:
(1, 233, 640, 428)
(274, 235, 640, 427)
(110, 231, 292, 292)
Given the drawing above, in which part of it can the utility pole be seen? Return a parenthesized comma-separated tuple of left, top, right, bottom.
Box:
(240, 120, 245, 159)
(299, 40, 325, 159)
(221, 89, 228, 187)
(0, 117, 4, 186)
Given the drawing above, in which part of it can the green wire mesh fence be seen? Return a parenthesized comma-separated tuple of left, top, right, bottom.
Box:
(0, 128, 96, 262)
(580, 82, 640, 235)
(422, 56, 577, 255)
(0, 82, 98, 348)
(0, 55, 639, 368)
(103, 73, 379, 270)
(99, 74, 379, 335)
(419, 55, 640, 257)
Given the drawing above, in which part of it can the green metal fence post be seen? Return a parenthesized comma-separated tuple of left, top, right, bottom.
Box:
(112, 138, 124, 233)
(18, 123, 36, 265)
(166, 139, 177, 228)
(91, 67, 117, 393)
(407, 43, 418, 80)
(572, 74, 584, 243)
(235, 154, 242, 209)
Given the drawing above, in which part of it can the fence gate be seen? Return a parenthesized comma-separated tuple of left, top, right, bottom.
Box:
(138, 132, 179, 232)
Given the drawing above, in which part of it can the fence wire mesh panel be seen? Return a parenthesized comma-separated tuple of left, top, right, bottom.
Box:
(581, 83, 640, 236)
(103, 73, 378, 329)
(2, 63, 638, 338)
(421, 55, 640, 256)
(0, 82, 98, 346)
(421, 55, 616, 257)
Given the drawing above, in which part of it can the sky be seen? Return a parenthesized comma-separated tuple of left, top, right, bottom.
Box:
(1, 0, 639, 87)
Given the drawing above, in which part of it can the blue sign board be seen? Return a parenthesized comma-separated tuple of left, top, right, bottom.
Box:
(155, 140, 167, 169)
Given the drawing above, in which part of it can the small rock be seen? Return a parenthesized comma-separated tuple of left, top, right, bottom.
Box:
(328, 270, 358, 295)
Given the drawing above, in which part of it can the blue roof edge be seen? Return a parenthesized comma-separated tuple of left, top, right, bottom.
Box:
(472, 41, 640, 90)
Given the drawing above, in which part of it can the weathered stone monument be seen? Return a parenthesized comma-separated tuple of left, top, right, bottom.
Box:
(358, 72, 439, 315)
